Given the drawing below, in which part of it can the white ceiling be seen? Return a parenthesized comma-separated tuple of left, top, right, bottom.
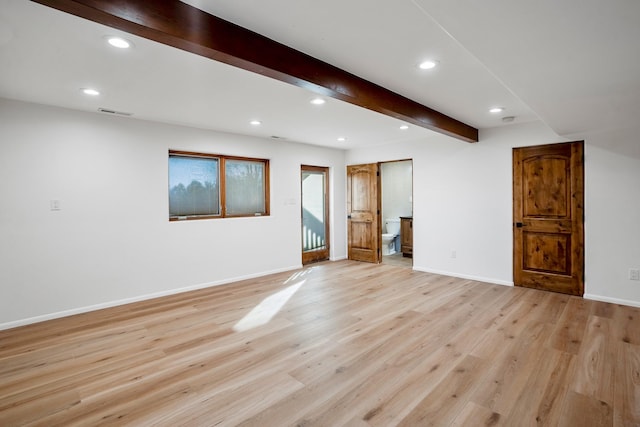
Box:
(1, 0, 639, 151)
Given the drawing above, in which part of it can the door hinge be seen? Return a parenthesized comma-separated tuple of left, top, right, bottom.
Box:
(377, 210, 380, 215)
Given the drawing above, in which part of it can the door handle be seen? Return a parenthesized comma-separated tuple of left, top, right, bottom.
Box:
(347, 215, 352, 219)
(515, 222, 524, 228)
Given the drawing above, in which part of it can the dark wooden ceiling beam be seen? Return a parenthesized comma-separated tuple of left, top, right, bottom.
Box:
(31, 0, 479, 142)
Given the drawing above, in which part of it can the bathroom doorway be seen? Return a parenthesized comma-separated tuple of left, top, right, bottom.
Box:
(380, 160, 413, 267)
(301, 165, 330, 265)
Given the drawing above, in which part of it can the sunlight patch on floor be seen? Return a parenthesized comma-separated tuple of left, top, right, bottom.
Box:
(283, 268, 314, 285)
(232, 280, 306, 332)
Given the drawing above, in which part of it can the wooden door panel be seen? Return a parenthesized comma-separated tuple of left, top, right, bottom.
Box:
(513, 141, 584, 296)
(347, 163, 380, 263)
(523, 157, 570, 218)
(352, 172, 372, 212)
(523, 232, 571, 275)
(350, 222, 373, 247)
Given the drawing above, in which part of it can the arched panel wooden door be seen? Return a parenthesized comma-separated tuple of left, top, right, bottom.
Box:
(513, 141, 584, 296)
(347, 163, 380, 263)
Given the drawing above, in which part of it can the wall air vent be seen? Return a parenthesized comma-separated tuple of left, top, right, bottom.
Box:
(98, 107, 133, 116)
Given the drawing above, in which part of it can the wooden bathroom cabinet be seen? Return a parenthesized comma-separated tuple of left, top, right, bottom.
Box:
(400, 216, 413, 258)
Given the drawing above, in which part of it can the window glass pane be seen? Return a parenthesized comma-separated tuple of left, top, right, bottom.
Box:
(225, 159, 266, 215)
(169, 155, 219, 217)
(302, 171, 326, 251)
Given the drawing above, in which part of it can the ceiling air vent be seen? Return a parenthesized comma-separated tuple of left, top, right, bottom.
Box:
(98, 107, 133, 116)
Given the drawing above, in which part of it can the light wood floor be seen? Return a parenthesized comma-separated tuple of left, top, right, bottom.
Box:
(381, 253, 412, 268)
(1, 261, 639, 426)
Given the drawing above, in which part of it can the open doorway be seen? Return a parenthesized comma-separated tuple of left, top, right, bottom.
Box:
(380, 160, 413, 267)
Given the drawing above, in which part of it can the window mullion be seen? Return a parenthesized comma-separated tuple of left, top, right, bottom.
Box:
(220, 157, 227, 218)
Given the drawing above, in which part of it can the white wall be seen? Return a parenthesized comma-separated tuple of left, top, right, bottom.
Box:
(0, 98, 347, 328)
(584, 143, 640, 305)
(3, 99, 639, 329)
(347, 121, 640, 307)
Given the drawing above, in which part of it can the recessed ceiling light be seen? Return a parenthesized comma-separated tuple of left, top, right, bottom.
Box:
(81, 88, 100, 96)
(250, 120, 262, 126)
(106, 36, 132, 49)
(310, 98, 325, 105)
(418, 60, 439, 70)
(337, 137, 346, 142)
(400, 125, 409, 130)
(489, 107, 505, 113)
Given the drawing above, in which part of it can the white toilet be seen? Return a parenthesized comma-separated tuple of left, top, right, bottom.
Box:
(382, 218, 401, 255)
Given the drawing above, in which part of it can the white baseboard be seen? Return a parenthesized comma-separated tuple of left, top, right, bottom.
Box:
(0, 264, 303, 331)
(584, 293, 640, 308)
(412, 266, 514, 287)
(7, 263, 639, 331)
